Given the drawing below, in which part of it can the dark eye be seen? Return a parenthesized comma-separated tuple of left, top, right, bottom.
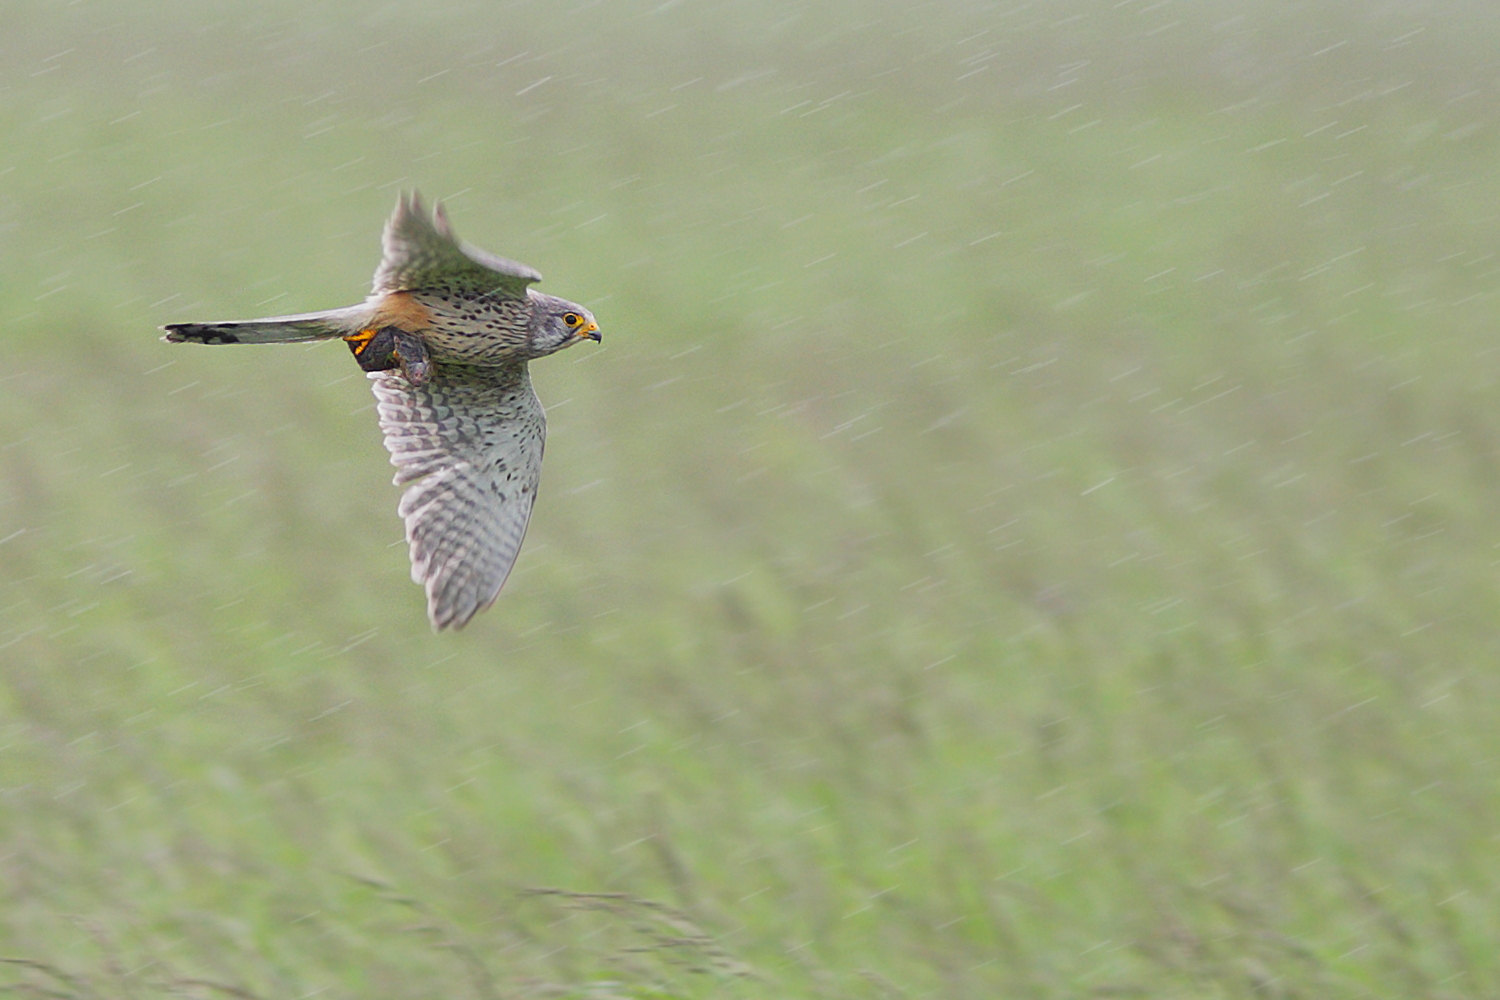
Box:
(563, 313, 581, 327)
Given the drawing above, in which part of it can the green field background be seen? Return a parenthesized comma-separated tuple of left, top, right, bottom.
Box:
(3, 2, 1500, 997)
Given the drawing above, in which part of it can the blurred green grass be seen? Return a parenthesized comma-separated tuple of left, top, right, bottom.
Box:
(4, 1, 1500, 997)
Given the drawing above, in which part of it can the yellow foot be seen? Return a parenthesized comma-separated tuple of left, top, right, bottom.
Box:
(341, 327, 434, 387)
(343, 328, 378, 356)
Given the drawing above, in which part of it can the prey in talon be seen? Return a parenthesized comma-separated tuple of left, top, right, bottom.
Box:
(345, 326, 433, 386)
(161, 191, 602, 630)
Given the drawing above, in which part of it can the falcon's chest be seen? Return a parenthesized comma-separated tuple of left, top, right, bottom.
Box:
(380, 290, 533, 364)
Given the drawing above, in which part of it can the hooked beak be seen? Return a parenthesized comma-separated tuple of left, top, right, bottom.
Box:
(580, 319, 602, 343)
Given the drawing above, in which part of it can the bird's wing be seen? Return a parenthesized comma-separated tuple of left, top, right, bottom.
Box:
(372, 191, 542, 299)
(370, 361, 546, 630)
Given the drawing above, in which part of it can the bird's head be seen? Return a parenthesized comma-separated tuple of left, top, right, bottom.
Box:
(529, 293, 601, 357)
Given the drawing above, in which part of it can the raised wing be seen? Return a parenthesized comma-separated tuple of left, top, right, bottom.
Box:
(370, 362, 546, 630)
(372, 192, 542, 299)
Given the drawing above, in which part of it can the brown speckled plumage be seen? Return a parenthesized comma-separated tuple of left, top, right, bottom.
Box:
(372, 362, 546, 630)
(162, 192, 601, 630)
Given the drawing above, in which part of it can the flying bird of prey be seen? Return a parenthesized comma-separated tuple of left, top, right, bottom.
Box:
(163, 193, 601, 630)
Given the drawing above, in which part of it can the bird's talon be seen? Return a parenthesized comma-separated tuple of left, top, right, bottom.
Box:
(344, 327, 379, 356)
(345, 326, 432, 385)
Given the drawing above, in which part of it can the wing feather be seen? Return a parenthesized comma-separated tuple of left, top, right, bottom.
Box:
(373, 191, 542, 299)
(370, 362, 546, 630)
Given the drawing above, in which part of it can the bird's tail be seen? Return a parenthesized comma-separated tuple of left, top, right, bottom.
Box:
(161, 306, 365, 346)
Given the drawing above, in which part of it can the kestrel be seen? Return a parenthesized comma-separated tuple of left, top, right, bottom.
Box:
(163, 192, 601, 630)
